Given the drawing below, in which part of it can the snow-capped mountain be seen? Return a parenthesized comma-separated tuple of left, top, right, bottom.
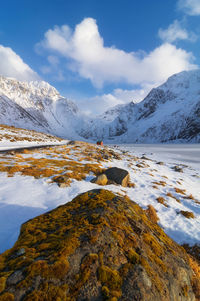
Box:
(0, 76, 82, 139)
(0, 70, 200, 143)
(79, 70, 200, 143)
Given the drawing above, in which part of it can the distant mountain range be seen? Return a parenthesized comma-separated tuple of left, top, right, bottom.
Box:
(0, 70, 200, 143)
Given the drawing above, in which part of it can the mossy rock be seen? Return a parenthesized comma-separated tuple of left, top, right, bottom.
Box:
(0, 189, 198, 300)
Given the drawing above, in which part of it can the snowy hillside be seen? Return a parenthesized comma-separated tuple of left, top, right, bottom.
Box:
(0, 76, 82, 139)
(0, 124, 65, 151)
(80, 70, 200, 143)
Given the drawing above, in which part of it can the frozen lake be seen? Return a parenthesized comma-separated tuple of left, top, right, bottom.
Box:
(111, 144, 200, 170)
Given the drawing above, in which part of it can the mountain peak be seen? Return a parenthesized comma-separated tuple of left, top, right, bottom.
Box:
(0, 75, 60, 101)
(0, 74, 81, 139)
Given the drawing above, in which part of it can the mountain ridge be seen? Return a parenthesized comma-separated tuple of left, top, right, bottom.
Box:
(0, 70, 200, 143)
(80, 70, 200, 143)
(0, 75, 82, 140)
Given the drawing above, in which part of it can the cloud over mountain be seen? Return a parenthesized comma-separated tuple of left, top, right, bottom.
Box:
(0, 45, 40, 81)
(37, 18, 197, 88)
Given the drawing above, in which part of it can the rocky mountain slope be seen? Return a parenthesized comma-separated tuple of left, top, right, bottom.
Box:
(80, 70, 200, 143)
(0, 76, 82, 139)
(0, 70, 200, 143)
(0, 189, 199, 300)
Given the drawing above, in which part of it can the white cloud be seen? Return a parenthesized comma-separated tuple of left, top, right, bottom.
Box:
(158, 20, 197, 43)
(0, 45, 39, 81)
(111, 84, 155, 105)
(37, 18, 197, 88)
(47, 55, 60, 66)
(178, 0, 200, 15)
(76, 83, 156, 116)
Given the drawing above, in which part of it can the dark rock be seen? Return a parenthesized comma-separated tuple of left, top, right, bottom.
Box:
(8, 151, 15, 156)
(173, 166, 184, 173)
(104, 167, 130, 187)
(141, 156, 152, 161)
(67, 140, 76, 145)
(6, 270, 24, 286)
(52, 175, 69, 187)
(0, 189, 199, 300)
(91, 167, 130, 187)
(156, 161, 164, 165)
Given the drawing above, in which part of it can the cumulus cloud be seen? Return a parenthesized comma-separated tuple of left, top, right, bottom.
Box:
(178, 0, 200, 15)
(158, 20, 197, 43)
(36, 18, 197, 88)
(0, 45, 39, 81)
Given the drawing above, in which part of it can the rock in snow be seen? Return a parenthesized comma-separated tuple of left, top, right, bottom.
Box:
(91, 167, 130, 187)
(104, 167, 130, 186)
(0, 69, 200, 143)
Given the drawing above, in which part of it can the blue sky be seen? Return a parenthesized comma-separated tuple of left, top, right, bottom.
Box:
(0, 0, 200, 114)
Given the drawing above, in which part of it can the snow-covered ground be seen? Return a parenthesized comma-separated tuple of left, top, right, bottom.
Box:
(0, 140, 67, 151)
(113, 144, 200, 169)
(0, 124, 68, 151)
(0, 143, 199, 254)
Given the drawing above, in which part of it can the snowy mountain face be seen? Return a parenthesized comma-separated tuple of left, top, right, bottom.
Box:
(0, 70, 200, 143)
(79, 70, 200, 143)
(0, 76, 82, 139)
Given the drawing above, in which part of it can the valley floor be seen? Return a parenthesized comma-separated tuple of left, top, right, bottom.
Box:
(0, 137, 199, 254)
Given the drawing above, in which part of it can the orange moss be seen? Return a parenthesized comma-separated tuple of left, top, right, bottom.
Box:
(166, 192, 181, 203)
(174, 187, 186, 195)
(156, 197, 168, 207)
(98, 265, 122, 290)
(0, 292, 14, 301)
(179, 211, 195, 219)
(143, 233, 163, 257)
(152, 185, 158, 189)
(146, 205, 159, 223)
(23, 283, 69, 301)
(127, 248, 140, 264)
(0, 277, 6, 293)
(153, 181, 166, 187)
(140, 257, 163, 292)
(183, 194, 195, 200)
(188, 256, 200, 299)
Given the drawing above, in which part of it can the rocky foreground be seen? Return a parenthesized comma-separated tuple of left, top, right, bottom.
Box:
(0, 189, 199, 301)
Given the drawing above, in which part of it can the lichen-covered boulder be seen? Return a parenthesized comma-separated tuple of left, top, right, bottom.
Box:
(0, 189, 199, 301)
